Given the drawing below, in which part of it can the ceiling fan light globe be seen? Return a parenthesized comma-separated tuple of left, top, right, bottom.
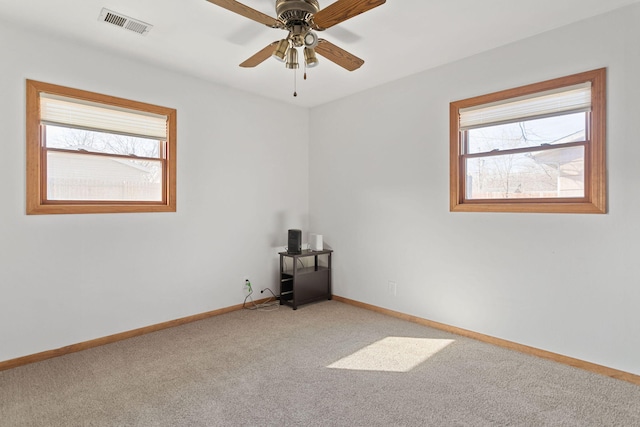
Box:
(304, 31, 318, 48)
(272, 39, 289, 62)
(304, 47, 319, 68)
(285, 47, 299, 69)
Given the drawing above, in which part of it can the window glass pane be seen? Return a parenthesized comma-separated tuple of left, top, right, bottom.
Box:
(465, 146, 585, 200)
(46, 151, 162, 201)
(467, 112, 586, 154)
(45, 125, 161, 159)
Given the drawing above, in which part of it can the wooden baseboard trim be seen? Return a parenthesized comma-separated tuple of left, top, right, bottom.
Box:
(6, 295, 638, 386)
(332, 295, 640, 387)
(0, 297, 274, 372)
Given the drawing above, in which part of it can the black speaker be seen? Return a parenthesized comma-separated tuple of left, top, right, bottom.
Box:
(287, 229, 302, 254)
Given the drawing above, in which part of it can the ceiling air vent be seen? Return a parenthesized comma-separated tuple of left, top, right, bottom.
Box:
(98, 8, 152, 36)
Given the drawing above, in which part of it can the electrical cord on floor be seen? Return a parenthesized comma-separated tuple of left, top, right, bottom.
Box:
(242, 285, 254, 310)
(242, 281, 280, 311)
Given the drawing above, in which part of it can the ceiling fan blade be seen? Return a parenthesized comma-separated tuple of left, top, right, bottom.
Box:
(314, 39, 364, 71)
(205, 0, 282, 28)
(313, 0, 386, 30)
(239, 42, 279, 67)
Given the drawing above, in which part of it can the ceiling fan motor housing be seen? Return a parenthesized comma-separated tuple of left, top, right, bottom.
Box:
(276, 0, 319, 26)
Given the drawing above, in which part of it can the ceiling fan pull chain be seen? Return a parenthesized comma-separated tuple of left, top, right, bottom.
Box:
(293, 68, 297, 97)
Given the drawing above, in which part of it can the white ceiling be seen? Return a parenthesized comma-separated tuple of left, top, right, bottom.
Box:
(1, 0, 639, 107)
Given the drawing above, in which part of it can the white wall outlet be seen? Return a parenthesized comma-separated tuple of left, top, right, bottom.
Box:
(388, 281, 397, 296)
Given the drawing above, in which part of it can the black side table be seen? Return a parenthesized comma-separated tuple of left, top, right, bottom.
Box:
(279, 249, 332, 310)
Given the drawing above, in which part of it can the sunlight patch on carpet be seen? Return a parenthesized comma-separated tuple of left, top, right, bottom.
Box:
(327, 337, 455, 372)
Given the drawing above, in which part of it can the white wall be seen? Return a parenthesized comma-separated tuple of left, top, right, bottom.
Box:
(309, 4, 640, 375)
(0, 21, 309, 362)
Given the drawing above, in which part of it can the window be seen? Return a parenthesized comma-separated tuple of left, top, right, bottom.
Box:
(449, 68, 606, 213)
(26, 80, 176, 214)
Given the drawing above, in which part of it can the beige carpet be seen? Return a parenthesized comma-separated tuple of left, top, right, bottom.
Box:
(1, 300, 639, 426)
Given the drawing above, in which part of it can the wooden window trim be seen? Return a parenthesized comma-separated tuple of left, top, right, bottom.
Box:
(449, 68, 606, 214)
(26, 80, 177, 215)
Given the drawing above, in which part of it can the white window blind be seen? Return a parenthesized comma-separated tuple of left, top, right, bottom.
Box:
(459, 82, 591, 131)
(40, 93, 167, 140)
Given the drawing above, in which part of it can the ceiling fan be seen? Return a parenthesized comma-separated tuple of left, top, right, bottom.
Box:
(205, 0, 386, 94)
